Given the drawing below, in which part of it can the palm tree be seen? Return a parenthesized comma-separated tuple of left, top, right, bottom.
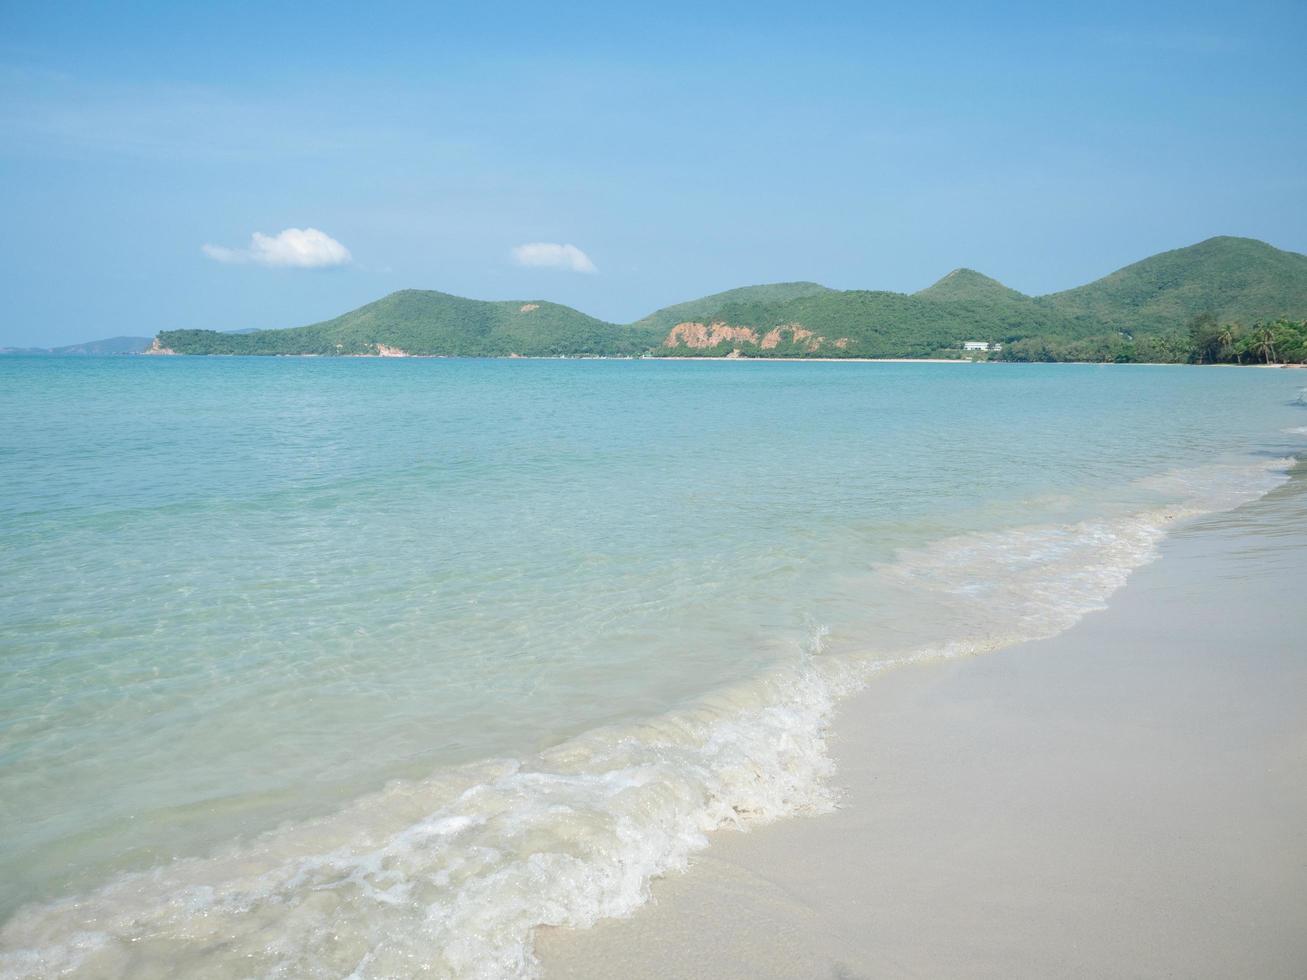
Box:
(1254, 326, 1279, 365)
(1218, 324, 1239, 363)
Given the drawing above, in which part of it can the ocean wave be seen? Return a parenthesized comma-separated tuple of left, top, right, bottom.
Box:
(0, 631, 859, 980)
(0, 458, 1293, 979)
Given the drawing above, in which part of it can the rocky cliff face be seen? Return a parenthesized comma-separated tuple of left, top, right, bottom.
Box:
(663, 321, 848, 354)
(143, 338, 177, 355)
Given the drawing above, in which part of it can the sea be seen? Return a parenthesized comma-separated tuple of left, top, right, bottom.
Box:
(1, 356, 1304, 978)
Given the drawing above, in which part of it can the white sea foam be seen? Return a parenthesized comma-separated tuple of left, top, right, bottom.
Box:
(0, 458, 1294, 980)
(0, 633, 858, 980)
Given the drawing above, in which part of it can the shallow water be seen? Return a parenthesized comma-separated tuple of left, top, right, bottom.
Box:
(1, 357, 1303, 977)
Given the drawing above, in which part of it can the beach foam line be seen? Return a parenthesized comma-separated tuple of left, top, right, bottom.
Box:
(0, 639, 860, 980)
(0, 457, 1294, 980)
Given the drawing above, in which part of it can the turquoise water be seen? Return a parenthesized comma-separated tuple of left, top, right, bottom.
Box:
(1, 357, 1304, 977)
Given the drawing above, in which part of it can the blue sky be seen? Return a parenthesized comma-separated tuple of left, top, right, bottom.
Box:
(2, 0, 1305, 346)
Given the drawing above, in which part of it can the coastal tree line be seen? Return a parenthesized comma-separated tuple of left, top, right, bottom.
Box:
(996, 316, 1307, 365)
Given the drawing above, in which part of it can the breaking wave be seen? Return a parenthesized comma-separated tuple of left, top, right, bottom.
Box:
(0, 458, 1294, 980)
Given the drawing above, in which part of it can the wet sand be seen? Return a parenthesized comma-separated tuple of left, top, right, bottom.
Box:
(539, 469, 1307, 978)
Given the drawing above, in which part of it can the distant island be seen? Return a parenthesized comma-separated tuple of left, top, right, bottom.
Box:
(46, 236, 1307, 364)
(0, 328, 261, 358)
(0, 336, 155, 356)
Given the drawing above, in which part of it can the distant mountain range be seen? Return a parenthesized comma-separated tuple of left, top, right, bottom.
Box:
(14, 237, 1307, 361)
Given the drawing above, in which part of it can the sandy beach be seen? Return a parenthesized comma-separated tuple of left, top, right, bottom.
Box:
(539, 466, 1307, 978)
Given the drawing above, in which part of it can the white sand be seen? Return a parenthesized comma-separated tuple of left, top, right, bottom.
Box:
(539, 474, 1307, 978)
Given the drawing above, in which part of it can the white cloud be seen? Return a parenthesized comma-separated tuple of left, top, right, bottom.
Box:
(202, 228, 352, 268)
(510, 242, 597, 274)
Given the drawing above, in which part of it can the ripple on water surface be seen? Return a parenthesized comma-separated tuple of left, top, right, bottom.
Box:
(0, 357, 1302, 976)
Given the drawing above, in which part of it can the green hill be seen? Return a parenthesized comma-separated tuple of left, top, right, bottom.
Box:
(155, 237, 1307, 362)
(1039, 236, 1307, 332)
(158, 290, 661, 357)
(915, 268, 1028, 304)
(653, 237, 1307, 358)
(635, 282, 835, 332)
(653, 288, 1098, 358)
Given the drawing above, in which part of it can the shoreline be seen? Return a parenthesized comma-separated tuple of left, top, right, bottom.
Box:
(117, 350, 1307, 367)
(539, 464, 1307, 978)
